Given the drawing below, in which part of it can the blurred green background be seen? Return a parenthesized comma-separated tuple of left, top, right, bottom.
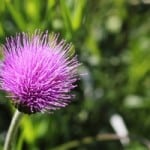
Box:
(0, 0, 150, 149)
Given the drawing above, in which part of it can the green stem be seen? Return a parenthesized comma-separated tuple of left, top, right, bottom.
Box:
(4, 110, 23, 150)
(51, 134, 127, 150)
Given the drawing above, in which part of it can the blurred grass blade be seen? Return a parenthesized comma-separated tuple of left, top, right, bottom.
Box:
(48, 0, 55, 8)
(17, 131, 24, 150)
(0, 0, 5, 15)
(6, 1, 26, 30)
(0, 23, 4, 37)
(60, 0, 73, 36)
(72, 0, 86, 30)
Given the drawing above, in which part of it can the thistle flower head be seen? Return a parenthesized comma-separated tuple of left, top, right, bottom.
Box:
(0, 30, 79, 114)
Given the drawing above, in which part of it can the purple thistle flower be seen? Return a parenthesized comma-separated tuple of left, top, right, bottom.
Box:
(0, 30, 79, 114)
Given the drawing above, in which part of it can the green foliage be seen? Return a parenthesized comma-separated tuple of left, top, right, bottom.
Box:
(0, 0, 150, 149)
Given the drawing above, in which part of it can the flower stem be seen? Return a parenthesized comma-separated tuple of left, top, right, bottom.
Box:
(4, 110, 23, 150)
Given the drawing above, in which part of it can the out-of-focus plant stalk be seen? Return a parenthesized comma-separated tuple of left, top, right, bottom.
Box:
(4, 110, 23, 150)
